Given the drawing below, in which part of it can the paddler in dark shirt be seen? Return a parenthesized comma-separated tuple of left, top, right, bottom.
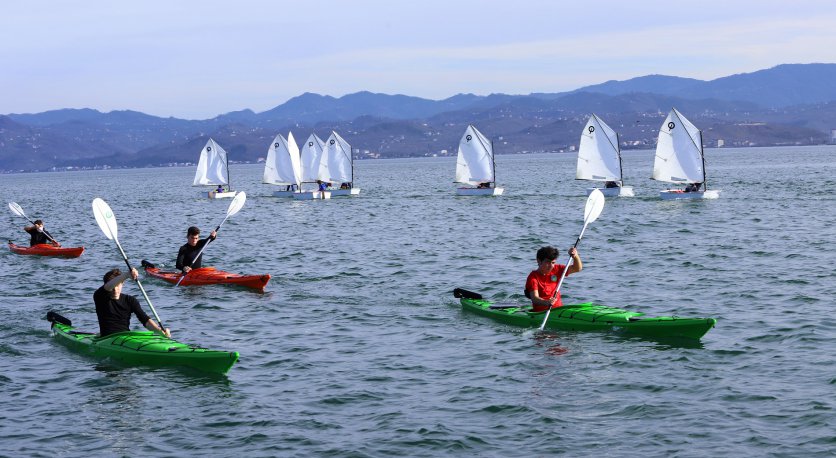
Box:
(24, 219, 59, 246)
(176, 226, 217, 273)
(94, 267, 170, 338)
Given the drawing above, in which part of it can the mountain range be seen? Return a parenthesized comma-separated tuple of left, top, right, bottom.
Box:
(2, 63, 835, 172)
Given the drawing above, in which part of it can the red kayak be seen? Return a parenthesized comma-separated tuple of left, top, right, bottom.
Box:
(142, 262, 270, 291)
(8, 242, 84, 258)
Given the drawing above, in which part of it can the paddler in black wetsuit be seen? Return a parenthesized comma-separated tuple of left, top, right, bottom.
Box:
(176, 226, 217, 273)
(24, 219, 59, 246)
(94, 267, 170, 338)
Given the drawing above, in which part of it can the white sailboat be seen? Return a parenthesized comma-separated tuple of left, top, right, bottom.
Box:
(576, 114, 634, 197)
(455, 124, 504, 196)
(193, 138, 235, 199)
(263, 132, 302, 198)
(653, 108, 720, 200)
(324, 131, 360, 196)
(294, 133, 331, 200)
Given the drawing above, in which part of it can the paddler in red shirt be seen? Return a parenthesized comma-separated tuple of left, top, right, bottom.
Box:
(525, 246, 582, 312)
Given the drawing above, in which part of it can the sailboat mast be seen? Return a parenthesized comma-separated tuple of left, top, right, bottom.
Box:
(491, 140, 496, 188)
(616, 132, 624, 186)
(699, 130, 707, 190)
(225, 144, 232, 191)
(350, 144, 355, 186)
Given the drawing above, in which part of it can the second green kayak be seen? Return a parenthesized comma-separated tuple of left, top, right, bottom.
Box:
(454, 289, 716, 340)
(48, 312, 239, 374)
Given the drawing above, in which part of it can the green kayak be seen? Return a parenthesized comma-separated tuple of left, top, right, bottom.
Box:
(48, 312, 239, 374)
(454, 289, 716, 340)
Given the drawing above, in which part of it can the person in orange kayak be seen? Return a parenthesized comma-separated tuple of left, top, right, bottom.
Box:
(94, 267, 170, 338)
(24, 219, 59, 246)
(176, 226, 217, 273)
(525, 245, 582, 312)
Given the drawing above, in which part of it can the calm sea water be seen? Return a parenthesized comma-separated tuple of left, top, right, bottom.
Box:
(1, 146, 834, 457)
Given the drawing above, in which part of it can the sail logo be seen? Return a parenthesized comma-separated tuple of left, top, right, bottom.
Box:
(588, 126, 595, 133)
(274, 143, 280, 148)
(330, 139, 335, 145)
(466, 134, 472, 142)
(668, 122, 676, 130)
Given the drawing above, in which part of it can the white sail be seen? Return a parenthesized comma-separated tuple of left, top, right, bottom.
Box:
(300, 133, 328, 182)
(193, 138, 229, 186)
(263, 132, 302, 187)
(455, 125, 494, 185)
(653, 108, 705, 183)
(324, 131, 353, 183)
(576, 114, 622, 182)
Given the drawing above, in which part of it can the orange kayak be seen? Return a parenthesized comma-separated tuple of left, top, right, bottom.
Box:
(8, 242, 84, 258)
(142, 262, 270, 291)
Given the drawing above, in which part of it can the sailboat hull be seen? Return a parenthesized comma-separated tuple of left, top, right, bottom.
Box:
(272, 190, 298, 198)
(660, 189, 721, 200)
(586, 186, 634, 197)
(329, 188, 361, 196)
(293, 191, 331, 200)
(204, 191, 236, 199)
(456, 187, 504, 196)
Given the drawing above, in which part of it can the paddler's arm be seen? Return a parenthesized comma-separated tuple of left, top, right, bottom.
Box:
(176, 246, 190, 272)
(530, 289, 557, 308)
(567, 247, 582, 274)
(44, 229, 59, 246)
(103, 268, 138, 292)
(143, 319, 171, 338)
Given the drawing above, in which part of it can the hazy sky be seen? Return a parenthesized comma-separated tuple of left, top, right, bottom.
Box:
(3, 0, 836, 119)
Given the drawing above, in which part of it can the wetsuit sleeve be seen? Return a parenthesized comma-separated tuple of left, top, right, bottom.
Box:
(176, 245, 187, 270)
(128, 295, 151, 325)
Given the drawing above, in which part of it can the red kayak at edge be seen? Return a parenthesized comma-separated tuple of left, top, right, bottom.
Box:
(143, 264, 271, 291)
(8, 242, 84, 258)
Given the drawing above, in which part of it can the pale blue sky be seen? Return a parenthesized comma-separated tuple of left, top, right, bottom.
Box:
(3, 0, 835, 119)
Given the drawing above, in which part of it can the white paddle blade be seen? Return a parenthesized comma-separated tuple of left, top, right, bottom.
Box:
(583, 189, 605, 224)
(226, 191, 247, 218)
(8, 202, 25, 217)
(92, 198, 118, 240)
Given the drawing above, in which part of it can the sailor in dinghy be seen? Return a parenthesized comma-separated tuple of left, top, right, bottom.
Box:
(293, 133, 331, 200)
(263, 132, 303, 198)
(194, 138, 235, 199)
(324, 131, 361, 197)
(653, 108, 720, 200)
(455, 124, 504, 196)
(576, 114, 634, 197)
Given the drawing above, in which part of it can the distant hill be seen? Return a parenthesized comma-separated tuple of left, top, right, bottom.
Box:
(2, 63, 835, 171)
(573, 63, 836, 107)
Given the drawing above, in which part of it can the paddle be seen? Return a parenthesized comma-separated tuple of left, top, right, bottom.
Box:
(175, 191, 247, 286)
(538, 189, 605, 331)
(8, 202, 58, 244)
(91, 197, 166, 332)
